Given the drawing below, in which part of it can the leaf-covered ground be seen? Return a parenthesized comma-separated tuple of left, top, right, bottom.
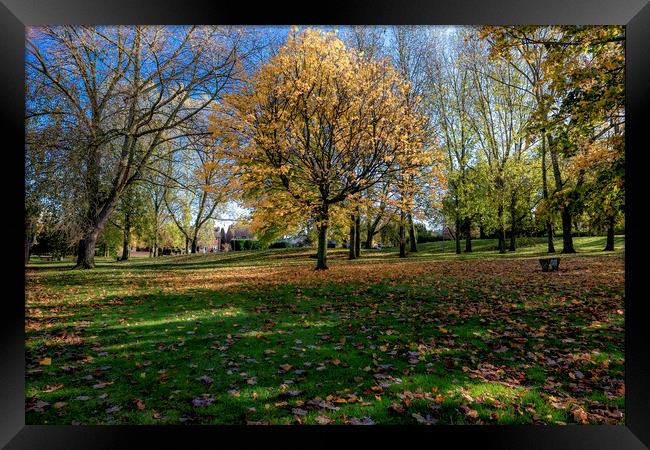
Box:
(25, 236, 625, 425)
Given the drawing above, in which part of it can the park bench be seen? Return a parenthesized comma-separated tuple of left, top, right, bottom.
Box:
(539, 257, 560, 272)
(39, 255, 53, 261)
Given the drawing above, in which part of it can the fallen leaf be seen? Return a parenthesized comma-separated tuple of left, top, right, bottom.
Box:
(133, 398, 146, 411)
(315, 415, 333, 425)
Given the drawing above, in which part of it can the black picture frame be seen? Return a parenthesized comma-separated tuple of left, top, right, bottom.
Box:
(2, 1, 648, 448)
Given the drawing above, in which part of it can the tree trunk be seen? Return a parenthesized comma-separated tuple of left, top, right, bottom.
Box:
(364, 212, 382, 249)
(541, 131, 555, 253)
(561, 208, 576, 253)
(546, 220, 555, 253)
(479, 225, 487, 240)
(120, 213, 131, 261)
(509, 194, 517, 252)
(349, 213, 356, 260)
(604, 216, 615, 251)
(25, 235, 32, 264)
(75, 194, 119, 269)
(464, 217, 472, 253)
(497, 205, 506, 254)
(364, 223, 375, 249)
(549, 143, 575, 254)
(185, 236, 189, 254)
(76, 233, 99, 269)
(191, 235, 198, 254)
(399, 210, 407, 258)
(153, 211, 159, 257)
(316, 205, 329, 270)
(355, 210, 361, 258)
(408, 212, 417, 253)
(455, 216, 461, 255)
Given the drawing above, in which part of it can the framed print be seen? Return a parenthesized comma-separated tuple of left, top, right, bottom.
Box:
(1, 0, 649, 448)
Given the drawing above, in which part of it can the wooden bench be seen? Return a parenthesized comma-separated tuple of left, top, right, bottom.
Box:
(39, 255, 53, 261)
(539, 258, 560, 272)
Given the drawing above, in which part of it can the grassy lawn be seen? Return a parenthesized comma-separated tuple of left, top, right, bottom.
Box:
(25, 236, 625, 425)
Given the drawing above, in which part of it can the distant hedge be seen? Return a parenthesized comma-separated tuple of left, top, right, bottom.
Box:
(230, 239, 261, 251)
(269, 241, 290, 249)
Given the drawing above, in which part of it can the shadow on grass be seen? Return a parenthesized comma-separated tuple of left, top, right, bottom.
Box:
(26, 276, 624, 425)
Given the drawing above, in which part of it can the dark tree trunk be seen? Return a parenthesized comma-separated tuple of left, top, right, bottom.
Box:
(185, 236, 189, 254)
(349, 213, 356, 260)
(191, 236, 198, 254)
(541, 131, 555, 253)
(464, 217, 472, 253)
(152, 213, 159, 257)
(497, 205, 506, 254)
(75, 195, 118, 269)
(479, 225, 487, 240)
(355, 210, 361, 258)
(408, 212, 417, 253)
(399, 210, 407, 258)
(604, 216, 615, 251)
(364, 211, 383, 249)
(549, 142, 575, 254)
(76, 233, 99, 269)
(364, 224, 375, 250)
(561, 208, 576, 253)
(509, 195, 517, 252)
(25, 235, 32, 264)
(120, 213, 131, 261)
(455, 216, 461, 255)
(316, 205, 329, 270)
(546, 220, 556, 253)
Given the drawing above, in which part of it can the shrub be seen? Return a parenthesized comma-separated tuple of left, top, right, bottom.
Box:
(269, 241, 290, 249)
(231, 239, 261, 251)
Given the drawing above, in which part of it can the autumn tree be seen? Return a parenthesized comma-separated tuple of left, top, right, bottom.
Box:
(215, 29, 431, 269)
(427, 29, 481, 254)
(466, 39, 534, 254)
(480, 26, 624, 252)
(26, 25, 247, 268)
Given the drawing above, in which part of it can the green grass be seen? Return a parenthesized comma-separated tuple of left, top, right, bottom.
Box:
(25, 236, 625, 425)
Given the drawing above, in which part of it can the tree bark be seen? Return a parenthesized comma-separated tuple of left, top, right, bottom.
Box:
(316, 204, 329, 270)
(355, 209, 361, 257)
(408, 212, 417, 253)
(364, 210, 384, 249)
(75, 193, 119, 269)
(497, 205, 506, 254)
(25, 235, 32, 264)
(76, 233, 99, 268)
(509, 194, 517, 252)
(399, 210, 407, 258)
(349, 213, 356, 260)
(549, 141, 575, 254)
(455, 216, 461, 255)
(364, 223, 375, 249)
(464, 217, 472, 253)
(541, 131, 555, 253)
(604, 216, 615, 251)
(560, 207, 576, 253)
(120, 212, 131, 261)
(479, 225, 487, 240)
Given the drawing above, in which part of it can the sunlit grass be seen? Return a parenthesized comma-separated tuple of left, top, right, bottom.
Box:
(25, 236, 625, 425)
